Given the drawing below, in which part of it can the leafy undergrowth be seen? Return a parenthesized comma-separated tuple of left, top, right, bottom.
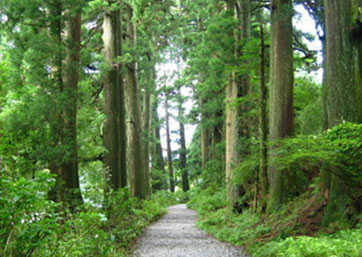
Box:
(187, 122, 362, 256)
(0, 174, 179, 257)
(187, 187, 362, 257)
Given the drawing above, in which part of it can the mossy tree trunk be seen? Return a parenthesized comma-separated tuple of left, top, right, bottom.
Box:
(325, 0, 356, 126)
(323, 0, 360, 224)
(102, 0, 127, 191)
(268, 0, 294, 211)
(125, 5, 146, 199)
(225, 0, 250, 213)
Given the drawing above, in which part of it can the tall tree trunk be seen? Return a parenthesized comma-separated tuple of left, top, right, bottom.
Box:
(48, 1, 83, 210)
(302, 0, 331, 192)
(323, 0, 358, 224)
(236, 0, 251, 149)
(321, 37, 329, 131)
(165, 95, 175, 192)
(179, 121, 189, 192)
(102, 1, 127, 191)
(356, 40, 362, 122)
(268, 0, 294, 211)
(225, 0, 250, 213)
(258, 24, 268, 213)
(178, 93, 189, 192)
(142, 57, 153, 197)
(62, 7, 83, 209)
(210, 110, 224, 172)
(151, 97, 167, 191)
(320, 37, 332, 193)
(125, 5, 146, 199)
(199, 97, 210, 170)
(48, 0, 64, 205)
(325, 0, 357, 126)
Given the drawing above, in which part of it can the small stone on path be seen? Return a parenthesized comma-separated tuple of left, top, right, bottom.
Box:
(133, 204, 247, 257)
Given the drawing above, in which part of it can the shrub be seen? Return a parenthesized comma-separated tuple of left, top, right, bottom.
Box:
(0, 172, 59, 257)
(0, 173, 173, 257)
(255, 228, 362, 257)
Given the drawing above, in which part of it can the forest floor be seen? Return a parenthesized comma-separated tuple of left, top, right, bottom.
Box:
(132, 204, 247, 257)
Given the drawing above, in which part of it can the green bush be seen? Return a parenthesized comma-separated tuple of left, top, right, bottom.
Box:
(325, 122, 362, 188)
(188, 187, 226, 214)
(0, 172, 59, 257)
(49, 210, 114, 257)
(152, 190, 179, 206)
(188, 185, 362, 257)
(199, 158, 225, 188)
(188, 186, 275, 255)
(269, 122, 362, 202)
(0, 174, 174, 257)
(255, 228, 362, 257)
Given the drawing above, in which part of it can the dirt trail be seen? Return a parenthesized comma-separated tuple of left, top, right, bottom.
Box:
(133, 204, 247, 257)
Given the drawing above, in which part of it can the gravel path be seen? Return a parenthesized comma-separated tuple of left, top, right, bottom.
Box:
(133, 204, 247, 257)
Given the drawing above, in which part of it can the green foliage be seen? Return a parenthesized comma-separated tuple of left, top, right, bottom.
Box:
(151, 190, 179, 206)
(105, 190, 168, 251)
(233, 142, 259, 189)
(294, 77, 323, 134)
(188, 187, 226, 215)
(324, 122, 362, 188)
(50, 211, 114, 257)
(255, 228, 362, 257)
(188, 185, 362, 257)
(0, 175, 175, 257)
(272, 122, 362, 196)
(150, 168, 169, 191)
(188, 122, 361, 256)
(39, 189, 172, 257)
(0, 173, 59, 257)
(200, 158, 225, 187)
(187, 186, 270, 251)
(186, 127, 202, 182)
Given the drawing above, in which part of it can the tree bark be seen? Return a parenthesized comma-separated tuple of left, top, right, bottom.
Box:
(102, 1, 127, 191)
(323, 0, 359, 224)
(151, 96, 167, 191)
(356, 39, 362, 122)
(325, 0, 358, 126)
(61, 7, 83, 208)
(178, 92, 189, 192)
(225, 0, 250, 213)
(258, 24, 268, 213)
(48, 1, 83, 210)
(268, 0, 294, 210)
(48, 0, 64, 206)
(321, 37, 329, 131)
(165, 95, 175, 192)
(142, 58, 153, 197)
(199, 97, 210, 170)
(125, 5, 146, 199)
